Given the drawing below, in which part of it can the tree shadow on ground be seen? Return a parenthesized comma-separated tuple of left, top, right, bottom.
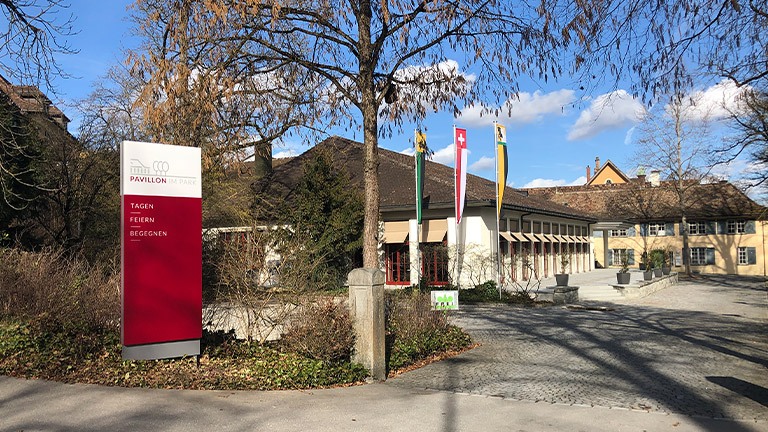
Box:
(388, 277, 768, 432)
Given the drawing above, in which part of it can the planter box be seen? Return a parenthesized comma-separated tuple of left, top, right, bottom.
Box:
(662, 267, 671, 275)
(643, 271, 653, 281)
(616, 272, 631, 285)
(555, 274, 569, 286)
(653, 268, 662, 277)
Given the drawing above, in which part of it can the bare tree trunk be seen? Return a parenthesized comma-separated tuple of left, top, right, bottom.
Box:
(675, 105, 692, 276)
(357, 0, 380, 269)
(681, 213, 691, 276)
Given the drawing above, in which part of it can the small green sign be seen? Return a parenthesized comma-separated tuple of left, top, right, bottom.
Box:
(431, 290, 459, 310)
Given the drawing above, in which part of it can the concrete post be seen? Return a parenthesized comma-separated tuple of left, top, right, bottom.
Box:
(347, 268, 386, 381)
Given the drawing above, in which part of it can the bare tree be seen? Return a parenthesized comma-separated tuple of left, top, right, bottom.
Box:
(0, 0, 76, 91)
(631, 95, 717, 275)
(716, 88, 768, 193)
(581, 1, 767, 101)
(129, 0, 613, 268)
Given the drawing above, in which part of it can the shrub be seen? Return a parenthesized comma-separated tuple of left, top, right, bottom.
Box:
(0, 248, 119, 331)
(279, 297, 354, 363)
(385, 291, 471, 371)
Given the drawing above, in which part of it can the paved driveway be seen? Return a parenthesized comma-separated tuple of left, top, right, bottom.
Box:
(387, 275, 768, 421)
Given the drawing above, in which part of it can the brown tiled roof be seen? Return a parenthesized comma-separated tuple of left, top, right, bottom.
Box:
(0, 75, 70, 128)
(524, 180, 768, 222)
(255, 136, 596, 222)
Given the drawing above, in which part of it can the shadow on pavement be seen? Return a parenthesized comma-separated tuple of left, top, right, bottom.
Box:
(388, 275, 768, 432)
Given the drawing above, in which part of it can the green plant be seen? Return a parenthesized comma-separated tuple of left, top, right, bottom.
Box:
(641, 250, 652, 270)
(558, 249, 570, 274)
(384, 291, 471, 372)
(662, 246, 673, 267)
(650, 249, 665, 269)
(617, 250, 630, 273)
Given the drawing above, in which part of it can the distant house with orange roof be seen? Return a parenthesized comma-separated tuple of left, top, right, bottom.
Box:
(525, 158, 768, 276)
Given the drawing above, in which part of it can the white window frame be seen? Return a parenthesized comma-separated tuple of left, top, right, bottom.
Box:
(727, 220, 746, 234)
(690, 248, 707, 265)
(737, 247, 748, 265)
(688, 222, 706, 235)
(610, 229, 628, 237)
(649, 223, 665, 236)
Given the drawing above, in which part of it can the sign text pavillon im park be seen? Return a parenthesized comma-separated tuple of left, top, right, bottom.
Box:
(120, 141, 202, 360)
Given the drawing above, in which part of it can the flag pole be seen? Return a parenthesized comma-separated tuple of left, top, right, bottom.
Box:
(453, 125, 459, 290)
(414, 129, 421, 289)
(494, 122, 502, 298)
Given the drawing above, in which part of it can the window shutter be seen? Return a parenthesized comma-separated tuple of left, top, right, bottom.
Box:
(706, 248, 716, 265)
(679, 223, 685, 235)
(665, 223, 675, 236)
(640, 224, 648, 236)
(717, 221, 726, 234)
(745, 221, 756, 234)
(627, 249, 635, 265)
(627, 226, 636, 237)
(748, 247, 757, 265)
(706, 222, 716, 235)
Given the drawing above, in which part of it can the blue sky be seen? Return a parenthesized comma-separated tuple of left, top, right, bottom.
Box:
(47, 1, 748, 191)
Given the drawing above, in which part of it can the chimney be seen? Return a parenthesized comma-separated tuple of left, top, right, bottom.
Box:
(595, 156, 601, 172)
(649, 170, 660, 187)
(636, 166, 646, 183)
(586, 165, 591, 183)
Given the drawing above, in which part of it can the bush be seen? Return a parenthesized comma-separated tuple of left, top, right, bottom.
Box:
(385, 291, 471, 371)
(0, 248, 119, 331)
(458, 280, 537, 305)
(279, 297, 354, 363)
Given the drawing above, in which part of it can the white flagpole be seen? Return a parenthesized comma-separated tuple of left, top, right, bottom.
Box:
(453, 125, 459, 290)
(414, 129, 421, 289)
(494, 122, 502, 298)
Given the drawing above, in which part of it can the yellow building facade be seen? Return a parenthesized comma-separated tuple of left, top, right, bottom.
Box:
(594, 220, 768, 276)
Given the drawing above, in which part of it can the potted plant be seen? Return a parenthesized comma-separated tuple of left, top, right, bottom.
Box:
(651, 249, 663, 277)
(661, 247, 672, 275)
(555, 249, 569, 286)
(616, 250, 631, 284)
(641, 251, 653, 281)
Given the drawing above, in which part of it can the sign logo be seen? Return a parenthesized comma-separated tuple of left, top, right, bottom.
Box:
(128, 157, 196, 185)
(431, 290, 459, 310)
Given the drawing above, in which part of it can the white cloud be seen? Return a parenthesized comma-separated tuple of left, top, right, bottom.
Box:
(431, 143, 456, 165)
(469, 156, 495, 172)
(522, 176, 586, 188)
(400, 147, 415, 156)
(460, 89, 576, 127)
(623, 126, 637, 145)
(568, 90, 646, 141)
(273, 149, 299, 159)
(673, 79, 750, 122)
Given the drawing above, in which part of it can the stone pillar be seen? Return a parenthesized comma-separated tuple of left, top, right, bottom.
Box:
(347, 268, 386, 381)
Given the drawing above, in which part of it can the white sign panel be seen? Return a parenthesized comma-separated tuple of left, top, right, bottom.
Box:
(121, 140, 202, 198)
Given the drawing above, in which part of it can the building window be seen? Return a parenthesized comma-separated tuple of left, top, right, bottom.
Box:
(385, 243, 410, 284)
(690, 247, 715, 266)
(421, 243, 449, 285)
(610, 249, 634, 266)
(648, 223, 665, 236)
(610, 229, 627, 237)
(738, 247, 748, 265)
(688, 222, 707, 235)
(738, 247, 757, 265)
(727, 220, 746, 234)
